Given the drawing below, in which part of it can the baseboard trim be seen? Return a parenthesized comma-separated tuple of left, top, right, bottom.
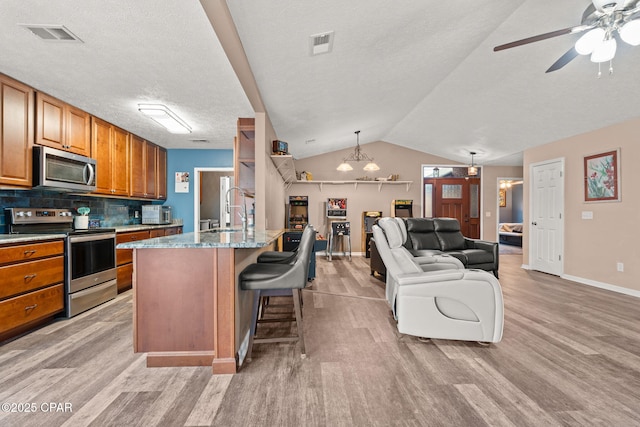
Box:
(518, 265, 639, 298)
(561, 274, 640, 299)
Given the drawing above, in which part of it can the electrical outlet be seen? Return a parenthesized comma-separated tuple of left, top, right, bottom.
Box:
(617, 262, 624, 272)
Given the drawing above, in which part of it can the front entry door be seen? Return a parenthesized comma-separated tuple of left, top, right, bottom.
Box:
(530, 159, 564, 275)
(424, 177, 480, 238)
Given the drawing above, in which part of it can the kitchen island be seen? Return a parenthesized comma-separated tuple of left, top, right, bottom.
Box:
(117, 228, 283, 374)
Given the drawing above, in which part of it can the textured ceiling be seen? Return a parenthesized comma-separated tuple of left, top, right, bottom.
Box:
(0, 0, 253, 150)
(2, 1, 640, 166)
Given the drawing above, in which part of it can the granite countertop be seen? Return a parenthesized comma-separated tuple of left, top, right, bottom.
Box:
(117, 228, 283, 249)
(0, 221, 184, 245)
(0, 234, 67, 245)
(113, 221, 183, 233)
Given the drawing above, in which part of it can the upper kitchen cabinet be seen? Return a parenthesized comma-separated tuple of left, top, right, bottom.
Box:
(91, 117, 130, 197)
(36, 92, 91, 156)
(235, 117, 255, 193)
(130, 135, 165, 199)
(156, 146, 167, 200)
(0, 74, 34, 188)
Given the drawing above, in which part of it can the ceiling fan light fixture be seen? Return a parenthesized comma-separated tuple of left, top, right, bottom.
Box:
(620, 20, 640, 46)
(592, 0, 622, 13)
(575, 28, 605, 55)
(590, 37, 617, 62)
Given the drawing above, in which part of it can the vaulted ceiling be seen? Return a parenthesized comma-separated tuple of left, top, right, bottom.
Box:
(2, 0, 640, 167)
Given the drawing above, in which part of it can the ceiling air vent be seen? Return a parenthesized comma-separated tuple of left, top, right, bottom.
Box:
(189, 139, 211, 144)
(19, 24, 83, 43)
(309, 31, 334, 56)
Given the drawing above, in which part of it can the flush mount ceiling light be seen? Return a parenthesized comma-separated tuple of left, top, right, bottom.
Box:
(337, 131, 380, 172)
(468, 152, 478, 176)
(138, 104, 192, 134)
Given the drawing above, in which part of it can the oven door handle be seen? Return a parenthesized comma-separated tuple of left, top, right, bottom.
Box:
(69, 232, 116, 243)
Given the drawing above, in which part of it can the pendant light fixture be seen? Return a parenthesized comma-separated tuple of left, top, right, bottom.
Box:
(468, 151, 478, 176)
(337, 131, 380, 171)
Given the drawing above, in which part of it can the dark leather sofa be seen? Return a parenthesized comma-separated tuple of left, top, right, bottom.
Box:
(371, 217, 499, 278)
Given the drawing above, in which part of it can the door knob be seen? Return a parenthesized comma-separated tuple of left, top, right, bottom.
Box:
(532, 221, 537, 226)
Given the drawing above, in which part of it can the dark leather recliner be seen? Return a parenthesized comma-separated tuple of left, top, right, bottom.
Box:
(371, 217, 499, 278)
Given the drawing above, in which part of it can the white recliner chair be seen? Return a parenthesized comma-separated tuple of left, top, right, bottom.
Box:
(373, 217, 504, 343)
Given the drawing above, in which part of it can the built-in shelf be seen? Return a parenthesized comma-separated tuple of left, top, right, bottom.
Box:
(270, 155, 297, 184)
(269, 155, 412, 191)
(292, 180, 412, 192)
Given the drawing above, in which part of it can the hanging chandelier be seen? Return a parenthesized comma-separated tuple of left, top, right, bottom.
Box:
(337, 131, 380, 171)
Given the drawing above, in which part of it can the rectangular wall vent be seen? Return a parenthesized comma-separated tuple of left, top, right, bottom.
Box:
(309, 31, 334, 56)
(19, 24, 83, 43)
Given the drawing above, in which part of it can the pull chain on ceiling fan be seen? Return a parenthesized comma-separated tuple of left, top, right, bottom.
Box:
(494, 0, 640, 75)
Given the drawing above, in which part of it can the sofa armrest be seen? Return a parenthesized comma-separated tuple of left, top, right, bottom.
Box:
(464, 238, 499, 273)
(465, 238, 497, 252)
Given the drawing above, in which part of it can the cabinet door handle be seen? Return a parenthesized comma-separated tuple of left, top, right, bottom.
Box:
(24, 274, 37, 280)
(23, 250, 37, 256)
(25, 304, 38, 311)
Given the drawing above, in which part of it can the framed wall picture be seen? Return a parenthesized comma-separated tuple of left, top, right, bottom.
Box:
(498, 188, 506, 207)
(584, 149, 620, 202)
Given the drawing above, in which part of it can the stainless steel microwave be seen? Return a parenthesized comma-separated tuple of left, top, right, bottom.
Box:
(33, 146, 97, 192)
(142, 205, 172, 225)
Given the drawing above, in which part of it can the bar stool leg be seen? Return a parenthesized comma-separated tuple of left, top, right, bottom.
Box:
(292, 288, 305, 358)
(246, 290, 261, 361)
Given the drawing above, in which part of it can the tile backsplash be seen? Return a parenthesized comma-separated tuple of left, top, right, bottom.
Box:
(0, 189, 159, 232)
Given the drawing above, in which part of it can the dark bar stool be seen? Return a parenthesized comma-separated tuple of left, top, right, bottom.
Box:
(240, 225, 315, 361)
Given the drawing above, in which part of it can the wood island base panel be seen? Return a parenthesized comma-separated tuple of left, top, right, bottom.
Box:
(123, 229, 282, 374)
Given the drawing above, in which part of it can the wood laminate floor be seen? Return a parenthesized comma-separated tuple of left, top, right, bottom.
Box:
(2, 254, 640, 426)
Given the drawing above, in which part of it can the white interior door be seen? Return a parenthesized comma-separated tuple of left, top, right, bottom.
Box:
(530, 159, 564, 275)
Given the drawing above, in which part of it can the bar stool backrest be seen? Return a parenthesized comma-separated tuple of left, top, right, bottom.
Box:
(296, 225, 316, 282)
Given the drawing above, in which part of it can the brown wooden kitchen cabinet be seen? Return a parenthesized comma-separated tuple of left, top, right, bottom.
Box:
(157, 146, 167, 200)
(91, 117, 130, 196)
(116, 230, 150, 292)
(130, 135, 165, 199)
(116, 227, 182, 292)
(164, 226, 182, 236)
(36, 92, 91, 156)
(0, 239, 65, 342)
(149, 227, 183, 238)
(0, 73, 34, 188)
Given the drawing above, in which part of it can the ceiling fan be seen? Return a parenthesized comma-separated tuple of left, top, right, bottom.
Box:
(494, 0, 640, 74)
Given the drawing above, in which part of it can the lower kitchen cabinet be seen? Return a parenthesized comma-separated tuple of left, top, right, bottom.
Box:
(116, 226, 182, 292)
(0, 239, 65, 342)
(116, 230, 150, 293)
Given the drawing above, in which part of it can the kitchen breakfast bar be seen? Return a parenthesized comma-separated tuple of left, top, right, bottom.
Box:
(117, 228, 283, 374)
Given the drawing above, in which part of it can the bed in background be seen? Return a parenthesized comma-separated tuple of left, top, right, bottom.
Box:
(498, 223, 523, 246)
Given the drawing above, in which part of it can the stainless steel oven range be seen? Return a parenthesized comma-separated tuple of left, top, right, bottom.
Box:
(5, 208, 117, 317)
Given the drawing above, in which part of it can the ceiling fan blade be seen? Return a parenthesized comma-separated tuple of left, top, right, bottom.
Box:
(494, 27, 575, 52)
(545, 47, 579, 73)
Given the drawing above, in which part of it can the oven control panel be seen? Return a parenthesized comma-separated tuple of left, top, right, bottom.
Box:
(5, 208, 74, 225)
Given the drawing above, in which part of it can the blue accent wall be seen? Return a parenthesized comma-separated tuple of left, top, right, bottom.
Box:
(165, 149, 233, 232)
